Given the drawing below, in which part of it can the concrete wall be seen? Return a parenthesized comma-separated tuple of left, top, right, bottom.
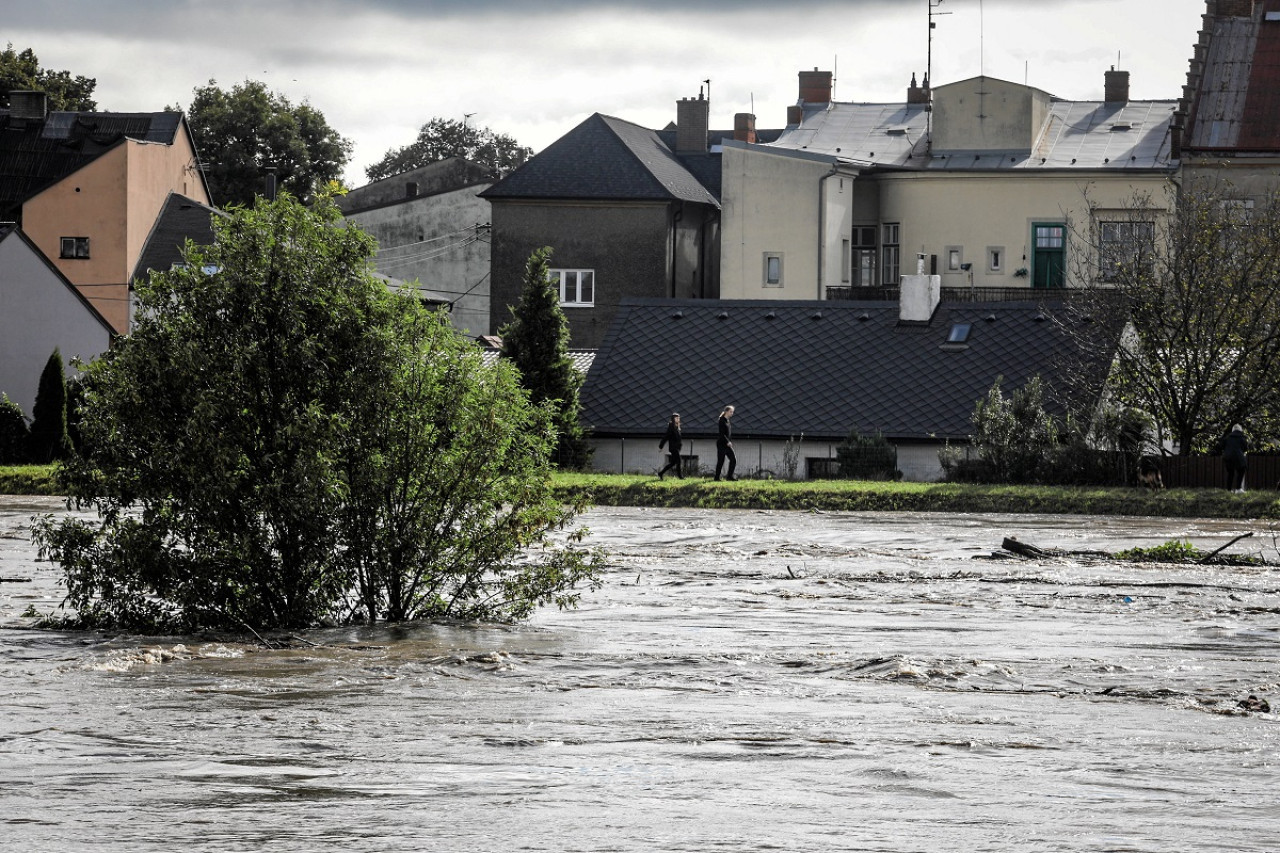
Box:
(589, 435, 948, 481)
(932, 77, 1053, 152)
(720, 143, 858, 300)
(0, 231, 112, 417)
(346, 186, 492, 336)
(489, 200, 678, 349)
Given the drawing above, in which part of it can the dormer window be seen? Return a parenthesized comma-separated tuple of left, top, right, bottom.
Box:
(947, 323, 971, 343)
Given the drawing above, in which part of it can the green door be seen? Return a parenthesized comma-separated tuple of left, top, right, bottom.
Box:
(1032, 223, 1065, 289)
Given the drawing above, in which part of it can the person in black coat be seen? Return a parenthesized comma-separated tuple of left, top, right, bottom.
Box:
(657, 413, 683, 479)
(1222, 423, 1248, 492)
(715, 405, 737, 481)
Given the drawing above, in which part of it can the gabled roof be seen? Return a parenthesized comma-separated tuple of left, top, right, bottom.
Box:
(0, 225, 114, 335)
(481, 113, 719, 206)
(0, 110, 187, 218)
(581, 298, 1121, 441)
(768, 96, 1176, 171)
(1186, 0, 1280, 152)
(338, 157, 495, 215)
(131, 192, 223, 283)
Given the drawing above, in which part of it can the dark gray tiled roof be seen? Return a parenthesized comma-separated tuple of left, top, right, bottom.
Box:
(581, 298, 1121, 441)
(0, 111, 183, 218)
(131, 193, 222, 282)
(481, 113, 719, 206)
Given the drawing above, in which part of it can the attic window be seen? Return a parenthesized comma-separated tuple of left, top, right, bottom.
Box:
(947, 323, 971, 343)
(886, 126, 909, 135)
(1110, 122, 1134, 131)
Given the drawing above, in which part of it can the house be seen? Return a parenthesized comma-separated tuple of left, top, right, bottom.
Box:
(580, 274, 1123, 481)
(1177, 0, 1280, 195)
(338, 158, 494, 335)
(481, 94, 731, 349)
(720, 66, 1180, 301)
(0, 226, 113, 417)
(0, 91, 211, 333)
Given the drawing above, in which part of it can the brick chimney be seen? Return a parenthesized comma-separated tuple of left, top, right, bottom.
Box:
(1213, 0, 1255, 16)
(798, 69, 833, 105)
(9, 90, 48, 121)
(676, 93, 710, 154)
(1104, 67, 1130, 103)
(907, 73, 930, 105)
(734, 113, 757, 143)
(787, 104, 804, 125)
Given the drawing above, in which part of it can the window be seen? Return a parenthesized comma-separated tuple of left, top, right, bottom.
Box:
(987, 246, 1004, 273)
(947, 323, 971, 343)
(1031, 223, 1065, 289)
(60, 237, 90, 259)
(946, 246, 963, 271)
(1098, 221, 1154, 282)
(763, 253, 784, 287)
(852, 226, 877, 286)
(841, 239, 851, 283)
(881, 223, 900, 285)
(549, 268, 594, 306)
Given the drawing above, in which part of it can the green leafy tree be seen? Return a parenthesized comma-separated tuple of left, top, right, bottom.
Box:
(365, 116, 532, 182)
(1, 44, 97, 110)
(33, 192, 597, 633)
(180, 79, 352, 207)
(1069, 185, 1280, 454)
(0, 393, 29, 464)
(970, 376, 1059, 484)
(28, 348, 71, 464)
(499, 248, 591, 469)
(834, 429, 899, 480)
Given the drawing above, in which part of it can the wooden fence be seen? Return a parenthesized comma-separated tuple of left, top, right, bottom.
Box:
(1156, 454, 1280, 491)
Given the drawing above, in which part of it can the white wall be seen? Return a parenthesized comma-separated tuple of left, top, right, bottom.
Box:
(590, 436, 948, 481)
(0, 232, 112, 417)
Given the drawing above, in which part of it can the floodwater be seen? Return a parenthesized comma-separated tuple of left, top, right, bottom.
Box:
(1, 496, 1278, 853)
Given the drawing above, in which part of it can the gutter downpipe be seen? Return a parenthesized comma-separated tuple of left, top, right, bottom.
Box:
(670, 202, 685, 298)
(817, 164, 839, 299)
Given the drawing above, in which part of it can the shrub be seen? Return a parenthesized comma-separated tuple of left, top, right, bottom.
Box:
(835, 429, 899, 480)
(0, 394, 30, 464)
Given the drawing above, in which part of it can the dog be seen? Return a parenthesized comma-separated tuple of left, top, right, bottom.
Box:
(1137, 456, 1164, 491)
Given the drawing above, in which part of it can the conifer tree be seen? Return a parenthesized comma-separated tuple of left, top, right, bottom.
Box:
(499, 247, 591, 469)
(28, 348, 71, 463)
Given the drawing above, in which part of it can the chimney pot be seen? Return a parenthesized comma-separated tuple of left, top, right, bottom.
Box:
(9, 90, 48, 121)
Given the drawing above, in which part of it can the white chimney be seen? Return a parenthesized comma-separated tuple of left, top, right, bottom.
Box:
(899, 253, 940, 322)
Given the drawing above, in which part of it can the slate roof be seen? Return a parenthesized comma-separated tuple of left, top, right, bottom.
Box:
(131, 192, 223, 282)
(581, 298, 1122, 442)
(1186, 0, 1280, 151)
(0, 110, 185, 218)
(481, 113, 720, 206)
(771, 96, 1177, 171)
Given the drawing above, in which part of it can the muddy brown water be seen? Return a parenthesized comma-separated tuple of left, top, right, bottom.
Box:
(2, 496, 1278, 852)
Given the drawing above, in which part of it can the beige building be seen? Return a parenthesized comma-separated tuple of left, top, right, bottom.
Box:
(719, 68, 1179, 301)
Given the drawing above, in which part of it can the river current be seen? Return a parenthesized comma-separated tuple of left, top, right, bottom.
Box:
(1, 496, 1277, 852)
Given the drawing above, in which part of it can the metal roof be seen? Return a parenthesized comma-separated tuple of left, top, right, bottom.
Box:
(1187, 0, 1280, 151)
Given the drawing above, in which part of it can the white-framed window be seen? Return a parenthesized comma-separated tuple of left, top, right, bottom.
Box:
(946, 246, 963, 271)
(1098, 221, 1154, 282)
(881, 223, 900, 285)
(763, 252, 784, 287)
(549, 268, 594, 306)
(60, 236, 90, 259)
(852, 225, 877, 286)
(987, 246, 1005, 273)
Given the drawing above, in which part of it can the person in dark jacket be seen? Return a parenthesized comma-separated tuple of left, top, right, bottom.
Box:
(1222, 424, 1248, 492)
(715, 405, 737, 481)
(657, 413, 683, 479)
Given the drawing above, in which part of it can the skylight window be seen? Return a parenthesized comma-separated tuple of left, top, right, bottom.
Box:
(947, 323, 971, 343)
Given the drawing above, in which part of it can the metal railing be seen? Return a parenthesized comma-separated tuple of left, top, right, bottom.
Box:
(825, 285, 1073, 303)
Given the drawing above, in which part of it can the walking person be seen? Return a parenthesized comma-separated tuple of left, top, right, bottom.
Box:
(1222, 423, 1248, 492)
(715, 405, 737, 481)
(657, 413, 683, 480)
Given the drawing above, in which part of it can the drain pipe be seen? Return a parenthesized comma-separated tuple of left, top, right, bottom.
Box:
(816, 165, 839, 299)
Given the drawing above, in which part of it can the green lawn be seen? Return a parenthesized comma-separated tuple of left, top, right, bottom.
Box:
(5, 465, 1277, 519)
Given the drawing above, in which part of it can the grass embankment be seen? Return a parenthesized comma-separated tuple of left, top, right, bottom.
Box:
(552, 473, 1280, 519)
(5, 466, 1278, 519)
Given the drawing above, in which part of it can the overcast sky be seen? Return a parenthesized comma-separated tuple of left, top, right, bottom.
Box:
(8, 0, 1207, 186)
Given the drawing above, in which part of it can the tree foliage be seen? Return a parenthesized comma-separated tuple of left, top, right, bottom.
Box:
(0, 393, 29, 465)
(0, 44, 97, 111)
(365, 116, 532, 182)
(180, 79, 352, 208)
(1068, 185, 1280, 454)
(499, 248, 591, 469)
(33, 192, 598, 633)
(28, 348, 71, 464)
(834, 429, 899, 480)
